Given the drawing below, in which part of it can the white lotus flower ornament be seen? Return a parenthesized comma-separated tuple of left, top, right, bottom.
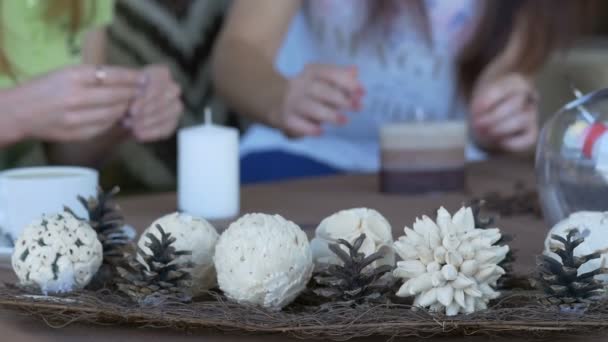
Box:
(393, 207, 509, 316)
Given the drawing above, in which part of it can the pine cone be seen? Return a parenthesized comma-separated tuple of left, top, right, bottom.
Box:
(116, 224, 193, 304)
(69, 187, 130, 258)
(311, 234, 393, 303)
(537, 228, 607, 311)
(66, 186, 132, 288)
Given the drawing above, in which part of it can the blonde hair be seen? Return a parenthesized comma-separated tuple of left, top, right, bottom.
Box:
(0, 0, 89, 78)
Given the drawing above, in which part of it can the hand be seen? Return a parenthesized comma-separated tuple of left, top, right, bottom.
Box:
(14, 65, 141, 141)
(127, 65, 183, 142)
(470, 73, 539, 153)
(274, 64, 363, 137)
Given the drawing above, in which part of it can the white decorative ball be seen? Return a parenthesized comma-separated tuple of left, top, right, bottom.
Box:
(138, 212, 219, 295)
(310, 208, 394, 269)
(214, 213, 313, 310)
(393, 207, 509, 316)
(544, 211, 608, 282)
(12, 212, 103, 294)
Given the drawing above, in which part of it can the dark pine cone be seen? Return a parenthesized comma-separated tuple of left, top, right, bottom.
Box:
(537, 228, 607, 312)
(310, 234, 394, 304)
(116, 224, 193, 305)
(66, 186, 133, 289)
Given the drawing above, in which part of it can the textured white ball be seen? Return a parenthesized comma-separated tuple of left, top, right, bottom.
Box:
(139, 212, 219, 295)
(311, 208, 394, 269)
(544, 211, 608, 281)
(12, 212, 103, 294)
(214, 213, 313, 310)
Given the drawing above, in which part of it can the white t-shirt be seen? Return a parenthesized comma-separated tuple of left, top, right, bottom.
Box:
(241, 0, 483, 171)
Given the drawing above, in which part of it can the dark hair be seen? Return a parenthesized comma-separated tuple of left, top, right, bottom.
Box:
(370, 0, 599, 98)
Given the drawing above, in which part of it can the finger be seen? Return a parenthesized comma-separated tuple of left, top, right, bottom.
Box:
(133, 84, 181, 118)
(487, 111, 534, 138)
(132, 97, 181, 130)
(64, 103, 128, 128)
(308, 64, 361, 94)
(133, 103, 182, 142)
(473, 93, 527, 129)
(285, 116, 323, 138)
(78, 65, 144, 87)
(296, 99, 347, 125)
(61, 119, 117, 141)
(133, 121, 173, 142)
(73, 86, 138, 109)
(132, 100, 182, 134)
(133, 99, 183, 130)
(308, 80, 354, 111)
(500, 127, 538, 152)
(471, 75, 531, 115)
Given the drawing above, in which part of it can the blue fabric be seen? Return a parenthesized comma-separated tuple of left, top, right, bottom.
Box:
(241, 151, 342, 184)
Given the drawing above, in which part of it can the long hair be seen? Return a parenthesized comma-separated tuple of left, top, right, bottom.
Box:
(459, 0, 599, 97)
(0, 0, 87, 78)
(369, 0, 599, 98)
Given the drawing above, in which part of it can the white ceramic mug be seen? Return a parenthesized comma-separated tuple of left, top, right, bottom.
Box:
(0, 167, 98, 240)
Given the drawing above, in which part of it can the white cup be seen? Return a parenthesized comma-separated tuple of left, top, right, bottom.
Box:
(0, 167, 98, 240)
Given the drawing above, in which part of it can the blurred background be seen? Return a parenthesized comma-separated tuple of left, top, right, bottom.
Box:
(103, 0, 232, 192)
(103, 0, 608, 191)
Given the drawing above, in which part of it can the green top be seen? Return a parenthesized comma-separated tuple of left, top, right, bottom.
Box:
(0, 0, 114, 169)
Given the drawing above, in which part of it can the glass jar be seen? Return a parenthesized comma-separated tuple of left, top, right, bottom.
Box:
(536, 88, 608, 226)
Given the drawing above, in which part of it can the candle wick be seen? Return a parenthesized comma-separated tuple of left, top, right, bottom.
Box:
(569, 82, 594, 123)
(205, 108, 213, 125)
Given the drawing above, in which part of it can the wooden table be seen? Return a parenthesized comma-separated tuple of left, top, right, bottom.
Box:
(0, 158, 593, 341)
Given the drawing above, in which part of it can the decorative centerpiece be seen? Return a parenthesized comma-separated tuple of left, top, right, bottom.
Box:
(138, 212, 219, 296)
(11, 212, 103, 294)
(537, 87, 608, 225)
(310, 208, 394, 270)
(393, 207, 509, 316)
(213, 213, 313, 310)
(6, 203, 608, 340)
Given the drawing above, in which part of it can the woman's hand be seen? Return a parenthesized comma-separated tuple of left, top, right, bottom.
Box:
(12, 65, 142, 142)
(274, 64, 363, 137)
(127, 65, 183, 142)
(470, 73, 539, 153)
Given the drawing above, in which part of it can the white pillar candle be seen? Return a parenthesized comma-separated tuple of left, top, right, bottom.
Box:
(178, 110, 239, 220)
